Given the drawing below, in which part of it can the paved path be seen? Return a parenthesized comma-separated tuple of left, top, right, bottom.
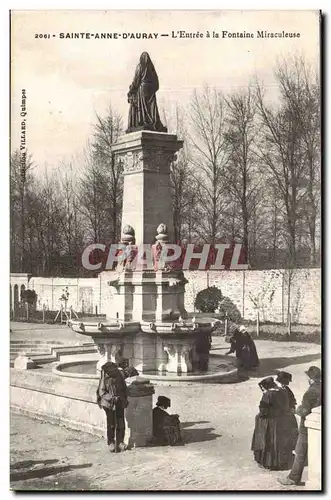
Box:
(10, 322, 92, 345)
(10, 338, 321, 491)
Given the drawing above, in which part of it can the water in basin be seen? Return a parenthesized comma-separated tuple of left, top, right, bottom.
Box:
(58, 355, 235, 377)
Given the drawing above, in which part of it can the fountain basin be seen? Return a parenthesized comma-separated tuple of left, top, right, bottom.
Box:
(52, 353, 237, 383)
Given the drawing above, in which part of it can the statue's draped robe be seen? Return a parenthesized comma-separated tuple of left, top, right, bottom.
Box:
(127, 53, 166, 133)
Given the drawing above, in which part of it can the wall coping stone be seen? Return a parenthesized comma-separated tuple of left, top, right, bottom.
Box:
(10, 368, 154, 403)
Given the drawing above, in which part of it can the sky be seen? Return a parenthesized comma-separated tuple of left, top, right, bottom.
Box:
(10, 9, 320, 172)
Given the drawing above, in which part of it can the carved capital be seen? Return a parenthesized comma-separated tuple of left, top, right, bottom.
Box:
(163, 344, 176, 356)
(121, 151, 143, 173)
(120, 148, 177, 174)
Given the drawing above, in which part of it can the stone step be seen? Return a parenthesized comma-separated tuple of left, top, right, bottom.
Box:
(10, 344, 97, 365)
(10, 349, 52, 355)
(30, 345, 97, 364)
(10, 348, 60, 353)
(10, 340, 64, 345)
(10, 346, 53, 351)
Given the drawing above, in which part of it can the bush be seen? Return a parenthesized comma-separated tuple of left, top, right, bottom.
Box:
(194, 286, 223, 313)
(20, 289, 37, 305)
(218, 296, 242, 323)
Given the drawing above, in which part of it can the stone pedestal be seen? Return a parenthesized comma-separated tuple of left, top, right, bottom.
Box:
(125, 378, 155, 448)
(305, 406, 322, 490)
(108, 269, 188, 324)
(112, 131, 183, 246)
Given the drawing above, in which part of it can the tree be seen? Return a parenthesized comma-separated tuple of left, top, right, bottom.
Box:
(33, 168, 64, 275)
(256, 57, 320, 268)
(78, 146, 111, 245)
(91, 105, 124, 242)
(275, 57, 320, 266)
(56, 164, 85, 274)
(224, 87, 262, 265)
(256, 82, 306, 268)
(163, 104, 197, 243)
(10, 149, 34, 272)
(188, 87, 229, 245)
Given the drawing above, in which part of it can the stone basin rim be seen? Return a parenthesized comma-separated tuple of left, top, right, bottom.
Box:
(68, 319, 214, 337)
(52, 354, 237, 383)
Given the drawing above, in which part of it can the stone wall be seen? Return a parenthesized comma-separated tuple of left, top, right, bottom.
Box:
(10, 268, 321, 325)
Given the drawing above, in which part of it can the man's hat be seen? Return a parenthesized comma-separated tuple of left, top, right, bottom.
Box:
(276, 371, 292, 384)
(305, 366, 321, 382)
(156, 396, 171, 407)
(102, 361, 119, 377)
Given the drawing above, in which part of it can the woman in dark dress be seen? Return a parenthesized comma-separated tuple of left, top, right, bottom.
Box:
(194, 332, 212, 371)
(276, 371, 299, 459)
(225, 324, 259, 370)
(251, 377, 295, 470)
(127, 52, 167, 133)
(152, 396, 182, 446)
(276, 371, 296, 411)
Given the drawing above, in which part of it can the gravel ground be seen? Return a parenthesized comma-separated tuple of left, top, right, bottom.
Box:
(10, 338, 321, 492)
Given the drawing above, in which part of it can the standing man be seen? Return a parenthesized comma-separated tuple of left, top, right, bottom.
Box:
(278, 365, 321, 486)
(96, 361, 128, 453)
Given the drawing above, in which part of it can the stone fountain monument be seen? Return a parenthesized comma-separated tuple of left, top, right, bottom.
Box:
(10, 54, 235, 448)
(69, 52, 214, 376)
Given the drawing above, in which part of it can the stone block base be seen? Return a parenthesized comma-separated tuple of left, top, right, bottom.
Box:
(305, 406, 322, 490)
(14, 355, 35, 370)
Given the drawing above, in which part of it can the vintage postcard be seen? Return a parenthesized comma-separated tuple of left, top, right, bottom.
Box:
(10, 10, 321, 491)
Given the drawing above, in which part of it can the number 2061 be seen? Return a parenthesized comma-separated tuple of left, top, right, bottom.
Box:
(35, 34, 51, 39)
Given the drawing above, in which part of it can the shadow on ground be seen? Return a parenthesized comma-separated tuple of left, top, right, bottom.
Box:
(181, 421, 221, 444)
(249, 353, 321, 378)
(10, 459, 93, 482)
(11, 459, 58, 469)
(181, 421, 209, 428)
(216, 352, 321, 385)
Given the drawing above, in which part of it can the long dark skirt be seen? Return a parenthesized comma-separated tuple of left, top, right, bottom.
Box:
(238, 342, 259, 370)
(162, 416, 183, 446)
(282, 414, 299, 452)
(251, 415, 295, 471)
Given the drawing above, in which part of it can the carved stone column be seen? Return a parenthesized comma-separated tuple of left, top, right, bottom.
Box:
(180, 345, 193, 373)
(163, 338, 195, 374)
(163, 344, 179, 373)
(112, 131, 183, 246)
(95, 341, 124, 373)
